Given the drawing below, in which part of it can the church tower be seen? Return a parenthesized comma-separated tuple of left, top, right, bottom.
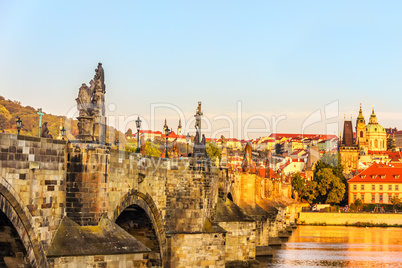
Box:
(177, 119, 183, 136)
(356, 104, 368, 154)
(366, 106, 386, 152)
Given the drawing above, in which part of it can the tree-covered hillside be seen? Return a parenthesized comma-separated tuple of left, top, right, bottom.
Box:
(0, 95, 125, 144)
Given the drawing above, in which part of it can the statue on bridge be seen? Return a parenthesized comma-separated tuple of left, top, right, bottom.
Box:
(76, 63, 107, 143)
(41, 122, 53, 139)
(241, 142, 253, 172)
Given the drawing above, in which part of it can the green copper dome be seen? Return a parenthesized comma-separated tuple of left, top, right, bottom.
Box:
(366, 123, 385, 133)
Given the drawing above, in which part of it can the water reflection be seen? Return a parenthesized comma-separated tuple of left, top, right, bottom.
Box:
(259, 226, 402, 267)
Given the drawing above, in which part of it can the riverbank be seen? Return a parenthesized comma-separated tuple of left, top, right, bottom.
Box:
(298, 212, 402, 226)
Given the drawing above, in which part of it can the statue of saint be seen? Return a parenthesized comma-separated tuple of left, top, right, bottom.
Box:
(76, 84, 93, 117)
(41, 122, 53, 138)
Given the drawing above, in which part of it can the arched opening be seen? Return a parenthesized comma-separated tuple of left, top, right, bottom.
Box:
(227, 192, 233, 202)
(116, 205, 161, 267)
(360, 131, 363, 138)
(0, 210, 28, 267)
(0, 177, 47, 267)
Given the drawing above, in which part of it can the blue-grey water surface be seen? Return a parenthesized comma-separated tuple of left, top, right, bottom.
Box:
(258, 225, 402, 268)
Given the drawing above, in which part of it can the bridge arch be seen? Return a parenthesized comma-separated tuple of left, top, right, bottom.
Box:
(112, 190, 167, 267)
(0, 176, 47, 267)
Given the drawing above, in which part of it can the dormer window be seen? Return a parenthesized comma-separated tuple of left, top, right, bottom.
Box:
(361, 175, 366, 179)
(380, 175, 385, 179)
(372, 175, 377, 179)
(395, 175, 400, 179)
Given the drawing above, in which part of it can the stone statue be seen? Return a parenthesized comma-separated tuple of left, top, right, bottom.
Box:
(241, 142, 253, 172)
(169, 138, 181, 159)
(41, 122, 53, 139)
(264, 157, 270, 178)
(220, 135, 227, 144)
(76, 63, 107, 143)
(76, 84, 93, 117)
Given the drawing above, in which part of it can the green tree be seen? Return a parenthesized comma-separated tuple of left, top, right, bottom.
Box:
(390, 195, 401, 211)
(291, 172, 305, 199)
(353, 198, 363, 212)
(302, 180, 318, 204)
(275, 143, 283, 155)
(315, 168, 345, 205)
(144, 141, 161, 157)
(0, 105, 11, 129)
(314, 153, 347, 205)
(206, 141, 221, 163)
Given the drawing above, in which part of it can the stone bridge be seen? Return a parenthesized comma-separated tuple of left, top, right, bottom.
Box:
(0, 133, 300, 267)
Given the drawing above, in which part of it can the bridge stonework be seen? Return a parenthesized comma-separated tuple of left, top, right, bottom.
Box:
(0, 133, 299, 267)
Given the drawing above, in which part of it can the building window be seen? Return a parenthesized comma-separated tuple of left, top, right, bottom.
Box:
(372, 194, 375, 202)
(353, 194, 357, 201)
(361, 185, 364, 190)
(380, 185, 383, 191)
(353, 185, 357, 190)
(360, 131, 363, 138)
(389, 185, 392, 191)
(372, 185, 375, 190)
(396, 185, 399, 191)
(379, 194, 383, 202)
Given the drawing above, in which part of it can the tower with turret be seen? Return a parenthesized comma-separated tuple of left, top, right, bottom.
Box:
(356, 104, 368, 154)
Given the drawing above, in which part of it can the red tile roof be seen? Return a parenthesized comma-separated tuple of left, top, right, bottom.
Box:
(269, 133, 337, 140)
(348, 162, 402, 183)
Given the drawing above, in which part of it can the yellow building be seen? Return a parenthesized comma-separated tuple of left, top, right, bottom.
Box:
(347, 163, 402, 206)
(340, 105, 387, 176)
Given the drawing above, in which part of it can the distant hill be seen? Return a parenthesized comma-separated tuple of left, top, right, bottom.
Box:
(0, 95, 125, 144)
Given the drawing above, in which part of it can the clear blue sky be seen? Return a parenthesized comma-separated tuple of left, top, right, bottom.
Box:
(1, 1, 401, 139)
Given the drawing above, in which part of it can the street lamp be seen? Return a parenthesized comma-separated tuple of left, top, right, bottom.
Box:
(135, 116, 142, 153)
(61, 126, 66, 140)
(115, 139, 120, 149)
(16, 117, 22, 135)
(186, 133, 190, 156)
(165, 126, 170, 158)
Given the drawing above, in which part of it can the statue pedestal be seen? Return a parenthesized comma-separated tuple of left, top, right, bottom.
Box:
(93, 116, 107, 144)
(77, 116, 94, 141)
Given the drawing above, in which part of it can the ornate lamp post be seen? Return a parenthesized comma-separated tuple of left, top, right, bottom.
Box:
(186, 133, 190, 156)
(135, 116, 142, 153)
(16, 117, 22, 135)
(61, 126, 66, 140)
(165, 126, 170, 158)
(115, 139, 120, 149)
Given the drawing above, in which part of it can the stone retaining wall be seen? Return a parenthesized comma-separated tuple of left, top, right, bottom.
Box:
(299, 212, 402, 225)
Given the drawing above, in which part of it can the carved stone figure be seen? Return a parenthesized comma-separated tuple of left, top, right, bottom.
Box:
(169, 138, 181, 159)
(76, 63, 107, 143)
(76, 84, 93, 117)
(241, 142, 253, 172)
(41, 122, 53, 139)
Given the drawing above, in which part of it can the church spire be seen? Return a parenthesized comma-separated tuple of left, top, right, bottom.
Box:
(163, 118, 168, 132)
(369, 105, 377, 124)
(177, 119, 183, 136)
(357, 103, 365, 124)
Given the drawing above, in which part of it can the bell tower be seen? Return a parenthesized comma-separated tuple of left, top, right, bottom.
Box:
(356, 104, 368, 154)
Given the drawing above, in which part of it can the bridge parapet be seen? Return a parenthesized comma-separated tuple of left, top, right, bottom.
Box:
(0, 133, 66, 253)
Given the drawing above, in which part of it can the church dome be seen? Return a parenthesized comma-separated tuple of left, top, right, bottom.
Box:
(366, 106, 385, 133)
(366, 123, 385, 133)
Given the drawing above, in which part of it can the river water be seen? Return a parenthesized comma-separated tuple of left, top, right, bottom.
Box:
(258, 225, 402, 268)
